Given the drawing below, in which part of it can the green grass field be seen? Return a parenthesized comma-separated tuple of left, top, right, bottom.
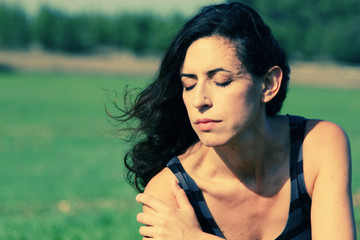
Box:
(0, 71, 359, 239)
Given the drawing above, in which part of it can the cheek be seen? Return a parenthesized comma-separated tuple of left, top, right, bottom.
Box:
(222, 91, 248, 109)
(234, 83, 262, 108)
(224, 90, 261, 121)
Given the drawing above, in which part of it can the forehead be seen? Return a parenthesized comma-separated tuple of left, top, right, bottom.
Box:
(181, 36, 241, 73)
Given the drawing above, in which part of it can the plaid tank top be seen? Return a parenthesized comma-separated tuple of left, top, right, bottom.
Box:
(167, 115, 312, 239)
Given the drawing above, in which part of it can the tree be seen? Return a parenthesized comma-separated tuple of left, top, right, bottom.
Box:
(0, 4, 31, 48)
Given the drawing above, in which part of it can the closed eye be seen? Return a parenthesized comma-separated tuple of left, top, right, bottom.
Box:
(215, 81, 232, 87)
(181, 76, 197, 91)
(184, 84, 196, 91)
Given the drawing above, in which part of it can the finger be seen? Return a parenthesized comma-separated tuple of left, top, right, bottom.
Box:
(137, 212, 160, 226)
(139, 225, 157, 237)
(136, 193, 169, 212)
(171, 179, 192, 210)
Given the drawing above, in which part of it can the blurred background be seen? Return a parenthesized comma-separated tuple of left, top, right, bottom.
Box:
(0, 0, 359, 239)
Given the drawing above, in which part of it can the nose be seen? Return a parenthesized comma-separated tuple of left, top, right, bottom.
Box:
(192, 83, 212, 110)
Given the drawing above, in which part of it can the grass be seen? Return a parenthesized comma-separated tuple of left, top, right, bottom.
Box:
(0, 72, 146, 239)
(0, 71, 359, 239)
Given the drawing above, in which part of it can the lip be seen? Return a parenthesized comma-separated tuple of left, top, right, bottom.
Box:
(194, 118, 222, 131)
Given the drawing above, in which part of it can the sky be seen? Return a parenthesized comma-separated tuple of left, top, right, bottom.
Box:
(1, 0, 225, 16)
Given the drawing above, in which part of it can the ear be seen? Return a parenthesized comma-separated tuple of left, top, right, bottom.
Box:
(261, 66, 283, 103)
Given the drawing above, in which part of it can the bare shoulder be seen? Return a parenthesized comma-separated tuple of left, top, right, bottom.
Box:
(303, 119, 351, 197)
(143, 143, 204, 208)
(304, 119, 350, 157)
(143, 167, 178, 209)
(305, 119, 348, 141)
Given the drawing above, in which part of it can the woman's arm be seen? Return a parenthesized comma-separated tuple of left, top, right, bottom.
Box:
(136, 175, 225, 240)
(307, 121, 356, 239)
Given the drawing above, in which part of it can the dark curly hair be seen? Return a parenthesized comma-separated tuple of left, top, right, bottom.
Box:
(114, 2, 290, 192)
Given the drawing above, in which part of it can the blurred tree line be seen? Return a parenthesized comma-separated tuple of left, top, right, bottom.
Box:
(0, 4, 186, 55)
(0, 1, 359, 63)
(229, 0, 360, 64)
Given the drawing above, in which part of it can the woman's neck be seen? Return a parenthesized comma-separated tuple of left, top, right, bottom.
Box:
(206, 115, 290, 195)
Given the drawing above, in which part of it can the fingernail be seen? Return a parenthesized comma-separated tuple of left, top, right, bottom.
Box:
(174, 179, 179, 186)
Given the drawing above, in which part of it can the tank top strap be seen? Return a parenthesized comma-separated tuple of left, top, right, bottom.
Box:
(166, 157, 225, 238)
(276, 115, 312, 239)
(287, 115, 310, 200)
(287, 114, 307, 169)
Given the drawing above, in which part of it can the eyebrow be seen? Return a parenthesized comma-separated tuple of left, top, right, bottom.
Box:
(180, 68, 231, 79)
(180, 73, 197, 79)
(207, 68, 231, 76)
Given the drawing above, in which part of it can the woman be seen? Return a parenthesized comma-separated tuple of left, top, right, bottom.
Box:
(117, 2, 356, 239)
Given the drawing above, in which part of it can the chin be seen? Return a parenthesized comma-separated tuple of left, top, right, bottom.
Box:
(197, 134, 230, 147)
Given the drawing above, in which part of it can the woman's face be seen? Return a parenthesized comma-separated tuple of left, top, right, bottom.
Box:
(181, 36, 264, 147)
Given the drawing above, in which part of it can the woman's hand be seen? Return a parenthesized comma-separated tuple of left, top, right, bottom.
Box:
(136, 180, 202, 239)
(136, 180, 224, 240)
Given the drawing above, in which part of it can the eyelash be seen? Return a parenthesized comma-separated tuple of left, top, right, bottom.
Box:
(183, 80, 232, 91)
(184, 85, 196, 91)
(215, 81, 231, 87)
